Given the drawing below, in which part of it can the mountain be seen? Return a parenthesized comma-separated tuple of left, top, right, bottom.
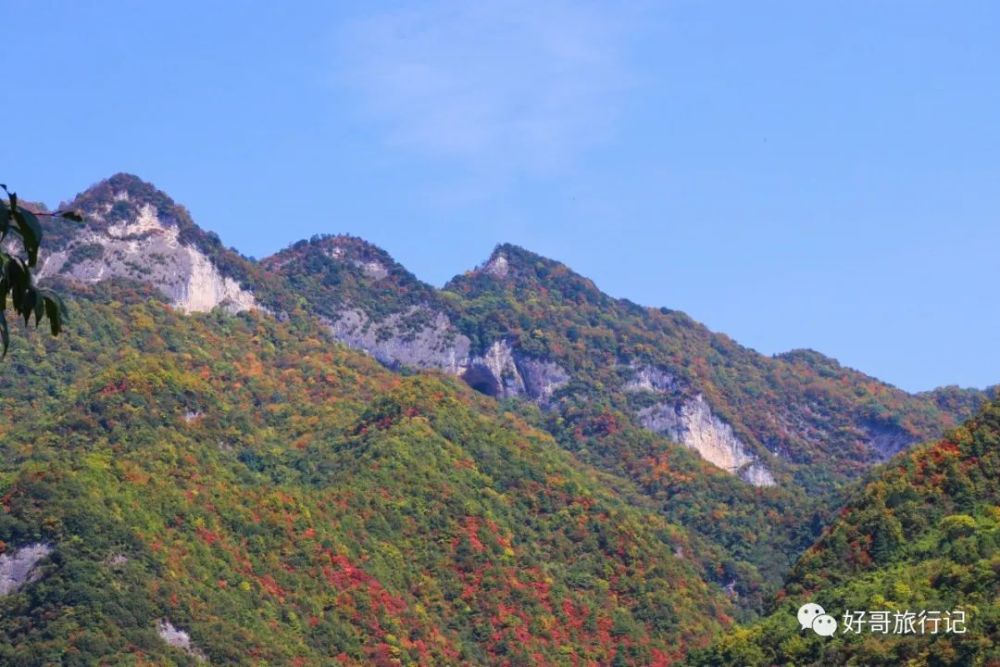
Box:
(6, 173, 992, 663)
(40, 177, 992, 603)
(44, 176, 981, 492)
(443, 244, 986, 484)
(264, 233, 989, 611)
(268, 236, 986, 489)
(687, 396, 1000, 666)
(0, 286, 733, 665)
(39, 173, 284, 315)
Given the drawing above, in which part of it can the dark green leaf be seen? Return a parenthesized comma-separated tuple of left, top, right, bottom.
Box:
(33, 290, 45, 326)
(22, 289, 37, 326)
(0, 310, 8, 358)
(13, 208, 43, 266)
(6, 258, 28, 312)
(44, 297, 62, 336)
(0, 202, 9, 239)
(0, 186, 67, 357)
(39, 289, 68, 318)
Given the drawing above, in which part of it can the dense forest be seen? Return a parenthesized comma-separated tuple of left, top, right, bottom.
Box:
(688, 397, 1000, 665)
(0, 284, 735, 665)
(270, 234, 990, 614)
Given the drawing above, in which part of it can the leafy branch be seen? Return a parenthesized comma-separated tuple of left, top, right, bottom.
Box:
(0, 184, 80, 357)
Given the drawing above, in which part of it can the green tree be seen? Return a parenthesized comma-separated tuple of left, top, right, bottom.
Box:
(0, 184, 78, 355)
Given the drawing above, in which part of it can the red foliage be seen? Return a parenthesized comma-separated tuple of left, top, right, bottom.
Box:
(258, 574, 287, 601)
(98, 379, 128, 396)
(463, 516, 485, 553)
(196, 526, 220, 545)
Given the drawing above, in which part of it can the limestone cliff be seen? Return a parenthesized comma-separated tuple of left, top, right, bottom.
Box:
(323, 306, 471, 375)
(0, 543, 52, 596)
(323, 306, 569, 405)
(627, 365, 776, 486)
(38, 174, 259, 314)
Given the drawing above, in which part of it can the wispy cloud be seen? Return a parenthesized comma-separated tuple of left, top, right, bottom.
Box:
(336, 1, 635, 179)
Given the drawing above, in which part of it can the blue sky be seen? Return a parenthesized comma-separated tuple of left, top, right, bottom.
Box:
(6, 1, 998, 391)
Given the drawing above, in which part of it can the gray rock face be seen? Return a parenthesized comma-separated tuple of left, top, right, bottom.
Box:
(460, 340, 570, 402)
(864, 422, 916, 459)
(323, 307, 471, 375)
(627, 365, 775, 486)
(519, 357, 571, 404)
(624, 365, 682, 394)
(106, 553, 129, 567)
(0, 543, 52, 595)
(323, 310, 569, 404)
(157, 619, 207, 662)
(37, 199, 258, 314)
(482, 253, 510, 278)
(320, 243, 390, 280)
(741, 461, 778, 487)
(464, 340, 526, 397)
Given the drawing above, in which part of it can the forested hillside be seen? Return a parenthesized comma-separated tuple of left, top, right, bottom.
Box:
(0, 173, 991, 664)
(269, 234, 989, 612)
(688, 397, 1000, 666)
(0, 283, 736, 665)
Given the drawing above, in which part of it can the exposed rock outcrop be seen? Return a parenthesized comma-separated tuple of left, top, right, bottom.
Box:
(320, 242, 390, 280)
(463, 340, 525, 398)
(323, 310, 569, 404)
(323, 307, 471, 375)
(864, 422, 916, 459)
(459, 340, 569, 402)
(627, 365, 775, 486)
(482, 253, 510, 278)
(157, 619, 207, 662)
(0, 543, 52, 595)
(624, 365, 682, 394)
(519, 357, 571, 404)
(38, 197, 258, 314)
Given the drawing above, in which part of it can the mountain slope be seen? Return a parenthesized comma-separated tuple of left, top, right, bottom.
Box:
(260, 233, 988, 621)
(444, 244, 984, 486)
(45, 177, 981, 495)
(687, 397, 1000, 666)
(0, 283, 733, 666)
(34, 175, 986, 619)
(263, 235, 987, 492)
(261, 235, 468, 374)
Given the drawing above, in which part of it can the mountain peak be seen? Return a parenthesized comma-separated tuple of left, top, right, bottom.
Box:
(263, 234, 410, 283)
(39, 174, 259, 314)
(477, 243, 562, 277)
(263, 234, 438, 321)
(104, 171, 156, 192)
(480, 247, 512, 278)
(64, 173, 190, 233)
(447, 243, 603, 305)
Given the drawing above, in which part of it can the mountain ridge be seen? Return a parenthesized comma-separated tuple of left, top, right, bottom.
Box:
(3, 172, 994, 664)
(37, 173, 991, 485)
(42, 173, 994, 398)
(29, 173, 993, 616)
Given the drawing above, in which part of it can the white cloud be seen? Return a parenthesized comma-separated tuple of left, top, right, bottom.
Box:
(336, 1, 635, 177)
